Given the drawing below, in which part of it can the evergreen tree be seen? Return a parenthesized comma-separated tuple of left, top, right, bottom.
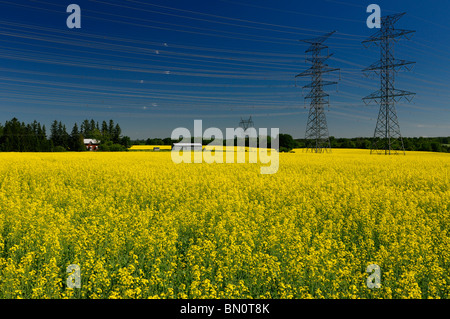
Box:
(71, 123, 85, 151)
(112, 123, 121, 144)
(81, 119, 91, 138)
(90, 119, 96, 134)
(60, 123, 70, 150)
(50, 120, 59, 149)
(101, 121, 109, 140)
(3, 118, 22, 151)
(37, 123, 49, 151)
(108, 119, 114, 137)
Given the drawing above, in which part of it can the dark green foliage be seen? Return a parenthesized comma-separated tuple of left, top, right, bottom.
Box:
(0, 118, 130, 152)
(132, 137, 175, 146)
(99, 141, 127, 152)
(131, 133, 450, 154)
(70, 123, 86, 152)
(53, 146, 67, 152)
(0, 118, 50, 152)
(50, 120, 70, 151)
(298, 136, 450, 153)
(278, 134, 297, 152)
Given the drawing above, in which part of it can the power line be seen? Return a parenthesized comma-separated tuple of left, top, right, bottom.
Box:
(296, 31, 340, 153)
(362, 13, 416, 155)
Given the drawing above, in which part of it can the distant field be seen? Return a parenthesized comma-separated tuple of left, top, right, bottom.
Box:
(0, 149, 448, 298)
(129, 145, 275, 152)
(128, 145, 172, 151)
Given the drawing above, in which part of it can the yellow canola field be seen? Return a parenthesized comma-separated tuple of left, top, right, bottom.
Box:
(128, 145, 274, 152)
(0, 149, 448, 299)
(129, 145, 172, 151)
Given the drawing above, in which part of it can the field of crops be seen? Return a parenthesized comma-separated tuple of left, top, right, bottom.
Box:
(128, 145, 172, 151)
(0, 149, 448, 298)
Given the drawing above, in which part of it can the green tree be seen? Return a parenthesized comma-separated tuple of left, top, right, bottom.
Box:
(101, 120, 109, 141)
(108, 119, 114, 137)
(38, 123, 50, 151)
(121, 136, 131, 148)
(70, 123, 85, 151)
(431, 142, 442, 152)
(50, 120, 59, 148)
(80, 119, 91, 137)
(163, 137, 173, 145)
(278, 134, 296, 152)
(59, 122, 70, 150)
(112, 123, 121, 144)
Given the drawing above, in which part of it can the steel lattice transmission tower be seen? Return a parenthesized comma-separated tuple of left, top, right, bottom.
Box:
(296, 31, 340, 153)
(239, 116, 254, 130)
(362, 13, 415, 155)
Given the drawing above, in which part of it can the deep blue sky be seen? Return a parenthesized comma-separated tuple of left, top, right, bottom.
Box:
(0, 0, 449, 139)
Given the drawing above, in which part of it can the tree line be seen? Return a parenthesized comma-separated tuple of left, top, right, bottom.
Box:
(1, 118, 447, 153)
(0, 118, 130, 152)
(293, 136, 450, 153)
(132, 134, 450, 153)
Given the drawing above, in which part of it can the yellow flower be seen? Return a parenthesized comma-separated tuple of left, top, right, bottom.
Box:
(0, 149, 448, 299)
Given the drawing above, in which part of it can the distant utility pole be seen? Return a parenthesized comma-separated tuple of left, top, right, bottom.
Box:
(296, 31, 340, 153)
(362, 13, 415, 155)
(239, 116, 254, 130)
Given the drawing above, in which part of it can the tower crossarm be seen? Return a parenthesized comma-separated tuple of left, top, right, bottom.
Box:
(362, 89, 416, 104)
(363, 59, 415, 74)
(295, 66, 340, 78)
